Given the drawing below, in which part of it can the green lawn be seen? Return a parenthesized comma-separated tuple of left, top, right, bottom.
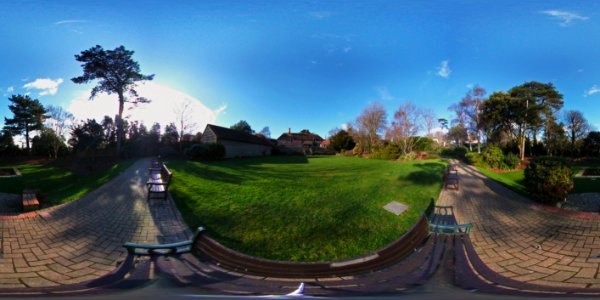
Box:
(168, 155, 446, 262)
(477, 166, 600, 195)
(477, 168, 527, 196)
(0, 160, 134, 206)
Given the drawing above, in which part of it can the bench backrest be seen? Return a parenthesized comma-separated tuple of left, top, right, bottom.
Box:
(161, 163, 173, 186)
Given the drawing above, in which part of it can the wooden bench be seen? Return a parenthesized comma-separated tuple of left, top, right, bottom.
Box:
(444, 165, 460, 191)
(123, 227, 204, 256)
(22, 189, 40, 212)
(147, 162, 173, 200)
(428, 206, 472, 235)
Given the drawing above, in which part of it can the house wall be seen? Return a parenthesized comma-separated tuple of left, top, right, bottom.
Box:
(200, 127, 218, 144)
(220, 140, 272, 158)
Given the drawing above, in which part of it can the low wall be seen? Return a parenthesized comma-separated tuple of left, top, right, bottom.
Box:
(192, 215, 430, 278)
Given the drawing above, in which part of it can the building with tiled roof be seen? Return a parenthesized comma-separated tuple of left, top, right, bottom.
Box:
(200, 124, 272, 158)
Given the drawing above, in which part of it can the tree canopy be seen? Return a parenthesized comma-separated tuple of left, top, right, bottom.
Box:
(230, 120, 253, 135)
(3, 94, 47, 154)
(71, 45, 154, 156)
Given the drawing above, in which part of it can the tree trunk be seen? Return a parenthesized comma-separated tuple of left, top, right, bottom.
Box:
(25, 124, 31, 155)
(477, 129, 481, 153)
(116, 93, 125, 157)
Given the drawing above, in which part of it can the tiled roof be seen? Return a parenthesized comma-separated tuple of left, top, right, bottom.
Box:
(277, 131, 324, 142)
(206, 124, 273, 146)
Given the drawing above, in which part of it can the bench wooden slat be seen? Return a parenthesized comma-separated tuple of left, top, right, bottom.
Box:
(147, 162, 173, 200)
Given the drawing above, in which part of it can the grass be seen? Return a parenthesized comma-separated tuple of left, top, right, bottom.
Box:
(477, 167, 527, 196)
(168, 155, 446, 262)
(477, 165, 600, 195)
(0, 160, 134, 206)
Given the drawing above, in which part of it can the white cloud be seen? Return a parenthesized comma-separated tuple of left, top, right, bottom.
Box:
(68, 81, 225, 133)
(375, 86, 395, 101)
(54, 19, 86, 25)
(436, 60, 451, 78)
(541, 10, 588, 26)
(23, 78, 64, 96)
(341, 123, 349, 130)
(6, 86, 14, 93)
(309, 11, 333, 20)
(584, 85, 600, 97)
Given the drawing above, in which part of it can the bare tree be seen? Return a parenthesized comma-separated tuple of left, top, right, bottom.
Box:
(45, 105, 74, 158)
(563, 110, 590, 156)
(422, 109, 436, 137)
(388, 102, 423, 155)
(174, 99, 198, 150)
(450, 85, 487, 152)
(355, 102, 387, 153)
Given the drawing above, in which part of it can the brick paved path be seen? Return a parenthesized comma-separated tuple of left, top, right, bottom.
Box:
(440, 163, 600, 289)
(0, 158, 191, 288)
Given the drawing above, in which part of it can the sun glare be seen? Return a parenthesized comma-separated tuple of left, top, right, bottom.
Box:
(68, 81, 225, 133)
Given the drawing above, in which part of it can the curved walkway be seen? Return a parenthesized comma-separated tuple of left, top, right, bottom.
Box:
(439, 163, 600, 289)
(0, 158, 191, 288)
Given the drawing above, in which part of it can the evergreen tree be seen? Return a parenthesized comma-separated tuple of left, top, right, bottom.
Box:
(3, 94, 47, 155)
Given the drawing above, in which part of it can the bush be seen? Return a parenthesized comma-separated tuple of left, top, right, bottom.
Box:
(524, 157, 573, 205)
(504, 153, 520, 170)
(400, 152, 417, 161)
(465, 152, 485, 167)
(414, 137, 434, 151)
(482, 146, 506, 169)
(372, 143, 401, 160)
(441, 146, 468, 159)
(185, 143, 225, 160)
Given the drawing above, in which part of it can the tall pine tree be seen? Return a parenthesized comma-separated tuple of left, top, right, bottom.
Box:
(3, 94, 47, 155)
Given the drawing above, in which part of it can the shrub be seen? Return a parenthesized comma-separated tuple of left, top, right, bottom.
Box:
(482, 146, 506, 169)
(372, 143, 401, 160)
(524, 157, 573, 205)
(465, 152, 485, 167)
(414, 137, 434, 151)
(440, 146, 468, 159)
(504, 153, 520, 170)
(400, 152, 417, 161)
(352, 143, 362, 156)
(185, 143, 225, 160)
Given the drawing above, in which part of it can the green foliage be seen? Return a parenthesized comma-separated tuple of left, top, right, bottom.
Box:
(69, 119, 105, 155)
(0, 130, 20, 156)
(372, 143, 401, 160)
(441, 146, 468, 159)
(524, 157, 573, 205)
(185, 143, 225, 160)
(414, 137, 434, 151)
(400, 151, 417, 161)
(161, 123, 179, 146)
(3, 94, 47, 154)
(583, 132, 600, 157)
(465, 152, 484, 167)
(230, 120, 253, 135)
(72, 45, 154, 156)
(482, 146, 506, 169)
(168, 156, 446, 261)
(504, 153, 520, 169)
(328, 129, 355, 152)
(32, 128, 68, 158)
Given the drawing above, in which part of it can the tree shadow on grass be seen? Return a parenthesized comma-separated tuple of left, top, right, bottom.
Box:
(403, 162, 446, 185)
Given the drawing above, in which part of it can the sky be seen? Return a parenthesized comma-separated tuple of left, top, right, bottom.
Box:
(1, 0, 600, 141)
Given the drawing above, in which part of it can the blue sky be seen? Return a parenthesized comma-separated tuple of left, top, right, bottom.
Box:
(1, 0, 599, 140)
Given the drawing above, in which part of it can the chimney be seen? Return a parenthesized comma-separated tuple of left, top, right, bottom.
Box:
(288, 128, 291, 135)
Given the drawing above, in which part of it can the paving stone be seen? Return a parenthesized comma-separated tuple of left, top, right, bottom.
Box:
(0, 159, 192, 287)
(439, 163, 600, 290)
